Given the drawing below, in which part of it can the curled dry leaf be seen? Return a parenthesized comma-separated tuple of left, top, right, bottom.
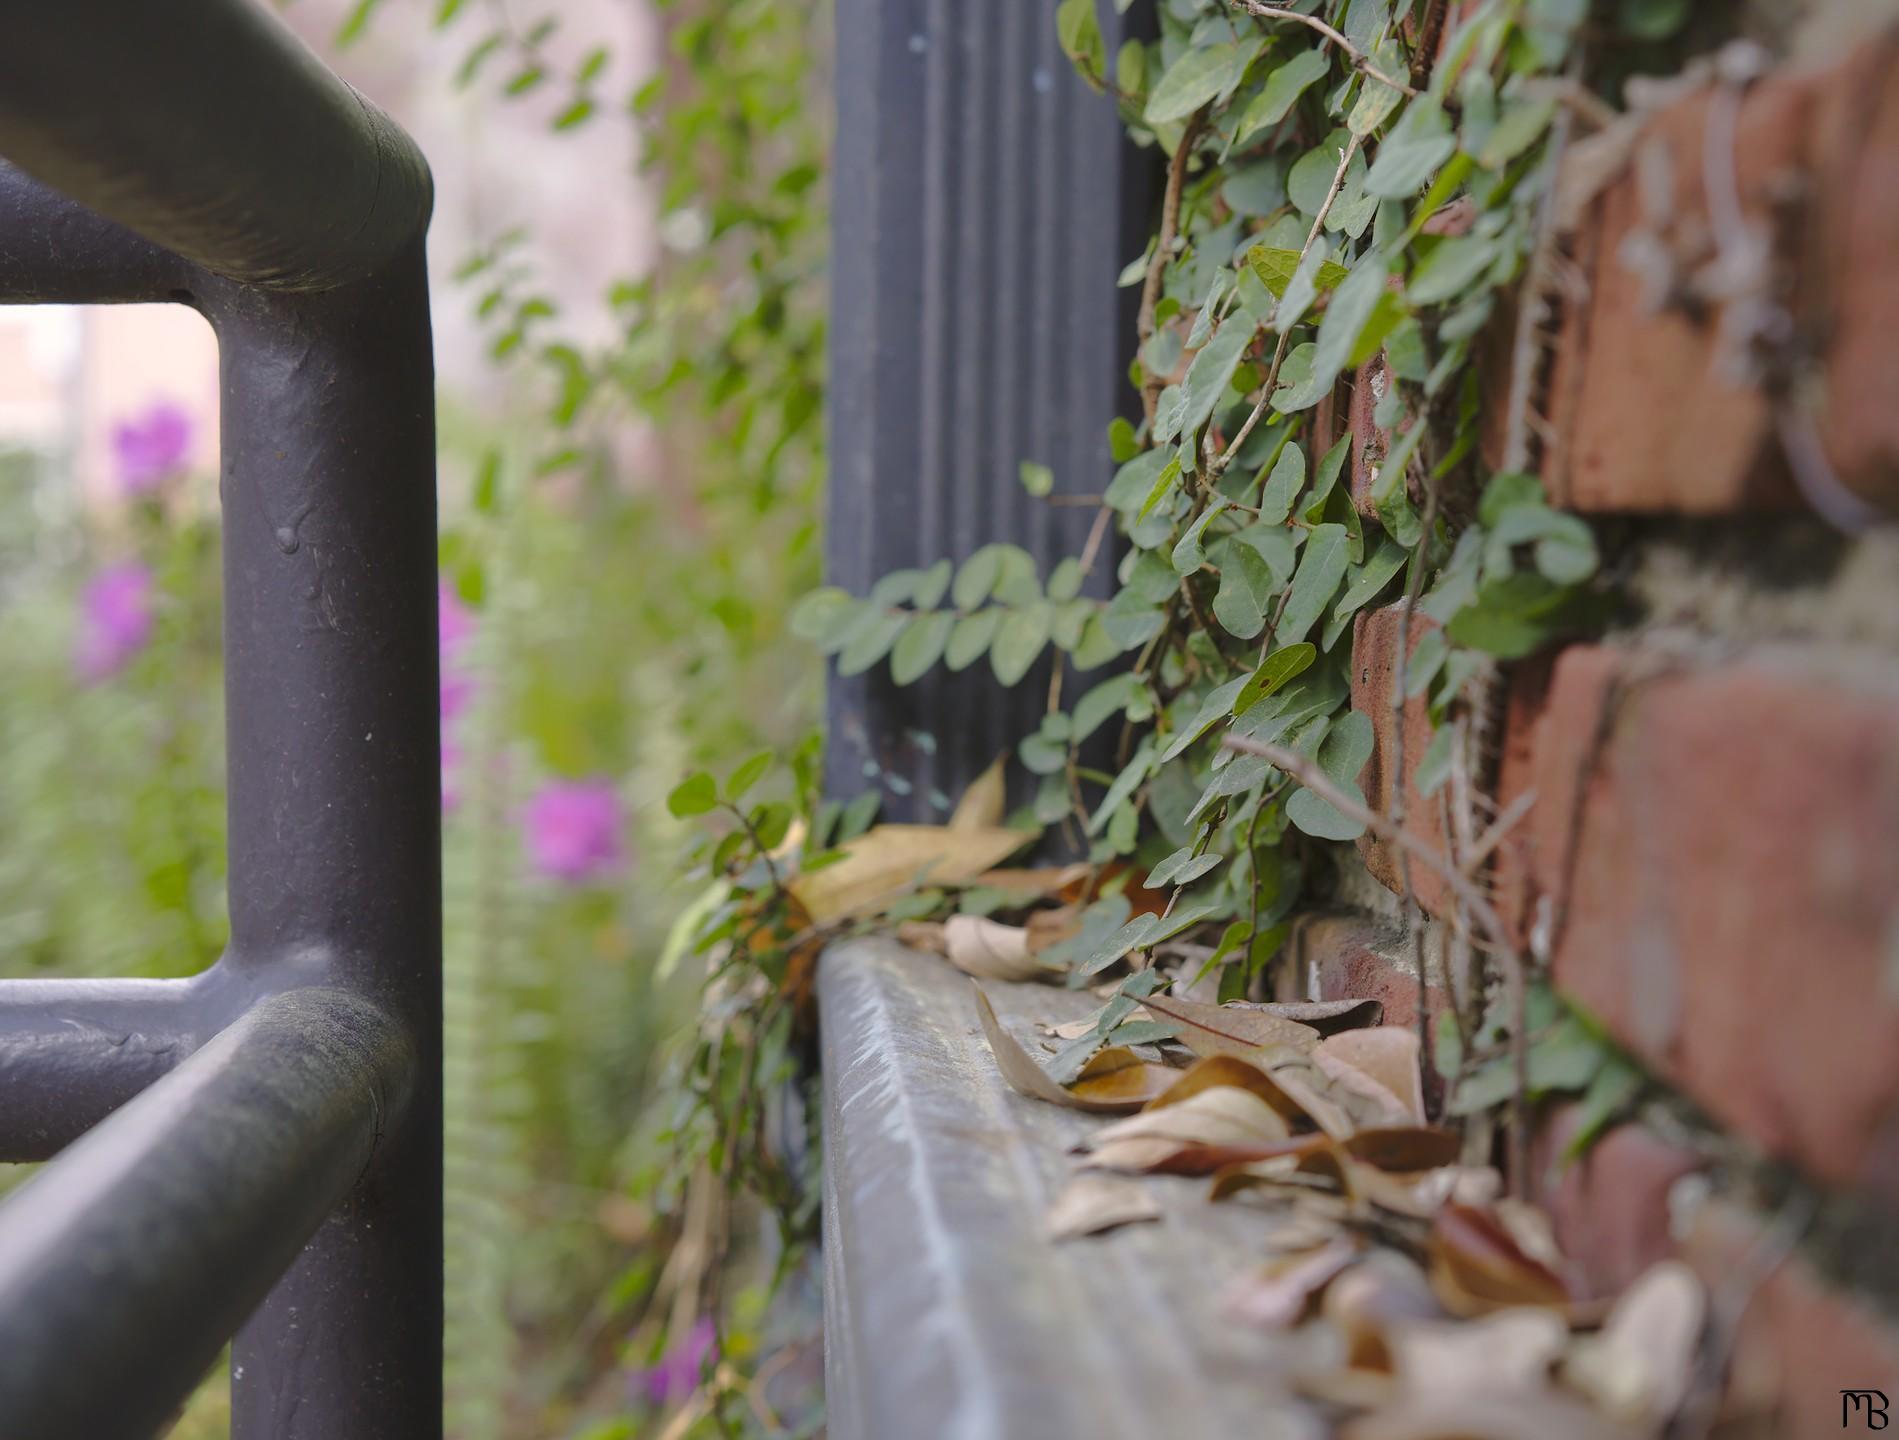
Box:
(792, 823, 1035, 924)
(1139, 993, 1321, 1058)
(1045, 1173, 1162, 1241)
(1040, 1017, 1098, 1041)
(1562, 1261, 1705, 1427)
(1389, 1308, 1570, 1398)
(949, 754, 1007, 830)
(973, 983, 1152, 1115)
(1322, 1250, 1443, 1371)
(1429, 1204, 1577, 1317)
(1065, 1046, 1176, 1109)
(973, 863, 1093, 902)
(1089, 1086, 1292, 1152)
(1241, 997, 1385, 1035)
(941, 914, 1055, 982)
(1316, 1028, 1426, 1125)
(1343, 1127, 1463, 1172)
(896, 919, 948, 955)
(1148, 1054, 1313, 1126)
(1223, 1238, 1358, 1329)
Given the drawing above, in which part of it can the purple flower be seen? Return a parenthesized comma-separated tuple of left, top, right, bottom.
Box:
(631, 1317, 717, 1408)
(438, 583, 477, 811)
(523, 779, 625, 884)
(110, 401, 193, 496)
(74, 563, 155, 682)
(438, 581, 475, 662)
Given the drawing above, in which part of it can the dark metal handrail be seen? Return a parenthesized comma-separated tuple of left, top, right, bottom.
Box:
(0, 3, 441, 1437)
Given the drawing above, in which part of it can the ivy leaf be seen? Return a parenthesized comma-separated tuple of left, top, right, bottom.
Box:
(1270, 342, 1329, 413)
(1101, 588, 1166, 649)
(1145, 846, 1226, 889)
(1139, 456, 1184, 520)
(1363, 95, 1457, 197)
(1310, 255, 1392, 399)
(1081, 912, 1162, 976)
(1247, 244, 1350, 300)
(1285, 709, 1374, 840)
(1213, 543, 1277, 641)
(1415, 720, 1456, 797)
(890, 611, 955, 684)
(1172, 500, 1229, 574)
(1302, 432, 1353, 521)
(912, 557, 954, 609)
(837, 608, 908, 675)
(1145, 36, 1263, 125)
(1055, 0, 1108, 90)
(667, 771, 717, 819)
(1179, 321, 1255, 438)
(1233, 642, 1317, 715)
(1274, 236, 1334, 334)
(725, 751, 774, 801)
(1446, 572, 1578, 658)
(1088, 740, 1154, 835)
(1478, 97, 1557, 170)
(1277, 522, 1351, 645)
(788, 585, 855, 644)
(1073, 673, 1142, 743)
(1330, 535, 1409, 621)
(945, 609, 1003, 670)
(1256, 439, 1307, 524)
(1228, 523, 1298, 585)
(1346, 39, 1409, 134)
(1408, 235, 1499, 305)
(1236, 47, 1329, 142)
(1106, 448, 1170, 512)
(1019, 459, 1055, 497)
(1160, 674, 1251, 762)
(991, 603, 1053, 686)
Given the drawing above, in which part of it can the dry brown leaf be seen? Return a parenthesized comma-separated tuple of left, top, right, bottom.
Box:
(1024, 903, 1083, 954)
(941, 914, 1055, 982)
(1040, 1017, 1097, 1041)
(896, 919, 947, 954)
(1493, 1198, 1569, 1277)
(1147, 1053, 1311, 1125)
(1390, 1308, 1569, 1398)
(1343, 1127, 1463, 1172)
(972, 983, 1148, 1115)
(1262, 1052, 1384, 1139)
(1090, 1086, 1292, 1151)
(1065, 1047, 1175, 1110)
(1223, 1238, 1358, 1329)
(1242, 998, 1385, 1035)
(1316, 1028, 1426, 1124)
(1429, 1204, 1577, 1317)
(792, 823, 1034, 924)
(1139, 993, 1320, 1059)
(1323, 1250, 1443, 1371)
(1562, 1261, 1705, 1427)
(949, 754, 1006, 831)
(1045, 1173, 1162, 1241)
(1080, 1135, 1192, 1173)
(973, 863, 1093, 901)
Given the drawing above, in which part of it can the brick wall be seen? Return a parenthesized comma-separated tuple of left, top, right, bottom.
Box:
(1310, 31, 1899, 1438)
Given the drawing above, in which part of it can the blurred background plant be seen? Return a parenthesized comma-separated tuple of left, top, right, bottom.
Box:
(0, 0, 828, 1435)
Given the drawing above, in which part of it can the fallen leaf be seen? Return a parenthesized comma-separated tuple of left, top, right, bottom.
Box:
(1223, 1238, 1358, 1328)
(1089, 1086, 1292, 1151)
(1322, 1250, 1443, 1370)
(1041, 1017, 1098, 1041)
(974, 863, 1093, 900)
(1563, 1261, 1705, 1427)
(1045, 1173, 1162, 1240)
(1139, 993, 1321, 1058)
(941, 914, 1056, 982)
(1389, 1308, 1569, 1397)
(973, 983, 1150, 1114)
(1147, 1053, 1312, 1126)
(1493, 1198, 1569, 1278)
(1264, 1051, 1403, 1139)
(1241, 997, 1385, 1034)
(792, 823, 1034, 923)
(1065, 1046, 1176, 1109)
(1343, 1127, 1462, 1172)
(949, 754, 1006, 831)
(1429, 1204, 1576, 1317)
(1342, 1392, 1635, 1440)
(1316, 1028, 1426, 1124)
(1080, 1135, 1194, 1172)
(1025, 904, 1084, 954)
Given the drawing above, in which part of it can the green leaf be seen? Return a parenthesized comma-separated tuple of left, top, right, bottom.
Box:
(1256, 441, 1307, 524)
(1408, 235, 1499, 305)
(1478, 97, 1557, 170)
(1073, 674, 1142, 743)
(1108, 416, 1139, 463)
(1310, 255, 1392, 399)
(836, 609, 908, 676)
(1018, 459, 1055, 497)
(1146, 845, 1225, 889)
(1246, 244, 1350, 300)
(945, 609, 1003, 670)
(1277, 522, 1351, 645)
(951, 547, 1003, 608)
(990, 604, 1053, 686)
(667, 772, 718, 819)
(1179, 321, 1255, 438)
(1047, 556, 1086, 602)
(1269, 342, 1331, 414)
(1303, 432, 1353, 521)
(1228, 523, 1298, 585)
(1160, 675, 1251, 762)
(1331, 536, 1409, 621)
(1139, 456, 1183, 520)
(1172, 500, 1229, 574)
(890, 611, 956, 684)
(1446, 572, 1574, 658)
(1288, 130, 1358, 216)
(1479, 470, 1544, 525)
(1285, 709, 1374, 840)
(1020, 731, 1068, 775)
(1056, 0, 1108, 87)
(1233, 642, 1316, 715)
(788, 586, 855, 644)
(1101, 589, 1166, 650)
(725, 751, 774, 801)
(1106, 448, 1170, 512)
(1236, 47, 1329, 141)
(1144, 37, 1263, 125)
(1081, 913, 1162, 976)
(1212, 544, 1276, 641)
(1415, 722, 1455, 796)
(1087, 741, 1154, 835)
(913, 557, 955, 609)
(1364, 95, 1457, 197)
(1487, 503, 1599, 584)
(1346, 39, 1409, 134)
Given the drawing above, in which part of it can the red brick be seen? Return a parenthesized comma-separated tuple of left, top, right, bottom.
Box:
(1533, 1107, 1706, 1300)
(1679, 1199, 1899, 1439)
(1532, 645, 1899, 1196)
(1300, 913, 1447, 1033)
(1540, 45, 1899, 515)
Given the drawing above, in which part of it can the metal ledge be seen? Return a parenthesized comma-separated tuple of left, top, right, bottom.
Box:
(819, 937, 1325, 1440)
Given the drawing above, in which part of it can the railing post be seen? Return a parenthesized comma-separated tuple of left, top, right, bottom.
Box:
(825, 0, 1155, 816)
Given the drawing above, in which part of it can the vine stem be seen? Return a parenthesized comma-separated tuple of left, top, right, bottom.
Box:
(1228, 1, 1420, 97)
(1212, 132, 1362, 477)
(1220, 730, 1533, 1195)
(1139, 112, 1208, 425)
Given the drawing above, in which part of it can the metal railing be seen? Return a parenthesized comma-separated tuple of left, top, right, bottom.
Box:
(0, 4, 441, 1437)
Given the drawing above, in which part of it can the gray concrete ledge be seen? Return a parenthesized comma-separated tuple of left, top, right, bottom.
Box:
(820, 936, 1325, 1440)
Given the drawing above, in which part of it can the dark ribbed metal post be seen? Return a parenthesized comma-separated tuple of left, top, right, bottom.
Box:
(826, 0, 1154, 816)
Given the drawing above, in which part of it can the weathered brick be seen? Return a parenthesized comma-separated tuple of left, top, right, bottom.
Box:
(1352, 606, 1454, 918)
(1538, 44, 1899, 515)
(1533, 1107, 1706, 1300)
(1531, 644, 1899, 1196)
(1679, 1198, 1899, 1440)
(1300, 913, 1448, 1032)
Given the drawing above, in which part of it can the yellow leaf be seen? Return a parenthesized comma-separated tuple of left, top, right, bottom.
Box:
(790, 823, 1034, 924)
(949, 754, 1007, 831)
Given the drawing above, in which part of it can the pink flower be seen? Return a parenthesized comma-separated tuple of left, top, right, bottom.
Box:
(630, 1317, 717, 1408)
(523, 779, 625, 884)
(438, 581, 475, 662)
(74, 563, 155, 682)
(439, 582, 477, 811)
(111, 401, 192, 496)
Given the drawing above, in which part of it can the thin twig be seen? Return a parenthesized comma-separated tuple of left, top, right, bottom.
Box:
(1461, 785, 1537, 875)
(1140, 113, 1207, 425)
(1212, 132, 1363, 477)
(1229, 1, 1419, 97)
